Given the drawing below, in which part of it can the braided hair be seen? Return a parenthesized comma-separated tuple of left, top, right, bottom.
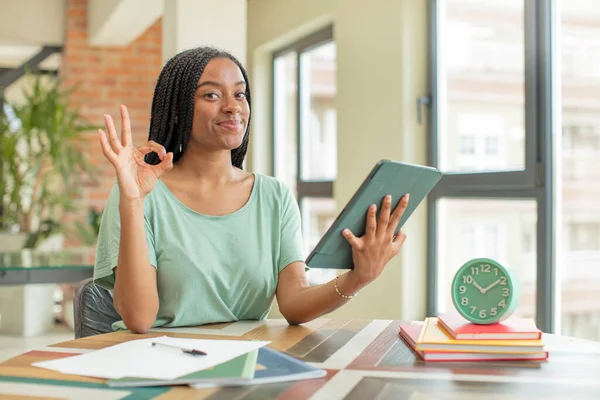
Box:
(145, 47, 251, 169)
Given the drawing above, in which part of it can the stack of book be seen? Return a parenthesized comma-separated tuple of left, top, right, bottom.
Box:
(399, 314, 548, 362)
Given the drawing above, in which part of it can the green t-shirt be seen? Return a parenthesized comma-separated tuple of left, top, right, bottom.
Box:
(93, 173, 305, 331)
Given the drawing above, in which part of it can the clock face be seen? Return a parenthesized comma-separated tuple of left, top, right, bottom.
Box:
(451, 258, 520, 324)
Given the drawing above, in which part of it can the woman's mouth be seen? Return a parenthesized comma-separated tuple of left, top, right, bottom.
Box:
(217, 120, 241, 131)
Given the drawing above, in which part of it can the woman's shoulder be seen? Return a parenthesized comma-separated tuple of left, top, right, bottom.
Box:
(254, 173, 294, 200)
(252, 173, 299, 218)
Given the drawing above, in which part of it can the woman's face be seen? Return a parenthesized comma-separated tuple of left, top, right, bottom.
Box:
(190, 58, 250, 152)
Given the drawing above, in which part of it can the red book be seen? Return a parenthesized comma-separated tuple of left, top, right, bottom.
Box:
(398, 322, 548, 362)
(437, 313, 542, 340)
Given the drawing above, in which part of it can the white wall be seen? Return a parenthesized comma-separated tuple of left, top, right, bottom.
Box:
(246, 0, 430, 321)
(0, 0, 65, 46)
(162, 0, 246, 64)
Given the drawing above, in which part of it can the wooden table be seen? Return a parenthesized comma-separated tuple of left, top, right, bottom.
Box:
(0, 318, 599, 399)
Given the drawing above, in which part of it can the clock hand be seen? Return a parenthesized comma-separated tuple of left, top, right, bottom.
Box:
(482, 279, 501, 294)
(471, 280, 485, 294)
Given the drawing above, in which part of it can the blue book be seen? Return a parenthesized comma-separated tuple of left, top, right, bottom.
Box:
(190, 347, 327, 388)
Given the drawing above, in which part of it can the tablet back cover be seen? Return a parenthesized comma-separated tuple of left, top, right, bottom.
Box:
(305, 160, 442, 270)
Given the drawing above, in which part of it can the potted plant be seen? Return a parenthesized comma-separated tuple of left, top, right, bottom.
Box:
(1, 72, 95, 246)
(0, 71, 97, 336)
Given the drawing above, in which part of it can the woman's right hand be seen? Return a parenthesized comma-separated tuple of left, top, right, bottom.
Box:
(98, 105, 174, 200)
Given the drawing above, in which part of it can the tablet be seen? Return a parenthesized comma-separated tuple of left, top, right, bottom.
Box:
(305, 159, 442, 270)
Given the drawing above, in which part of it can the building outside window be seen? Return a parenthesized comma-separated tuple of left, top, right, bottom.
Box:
(429, 0, 600, 340)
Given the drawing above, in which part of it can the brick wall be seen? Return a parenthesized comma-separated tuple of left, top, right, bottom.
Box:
(61, 0, 162, 246)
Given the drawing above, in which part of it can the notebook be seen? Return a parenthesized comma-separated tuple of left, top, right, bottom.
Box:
(416, 317, 545, 354)
(399, 322, 548, 362)
(437, 313, 542, 340)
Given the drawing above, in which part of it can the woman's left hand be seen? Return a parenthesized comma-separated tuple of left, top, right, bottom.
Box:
(342, 194, 409, 287)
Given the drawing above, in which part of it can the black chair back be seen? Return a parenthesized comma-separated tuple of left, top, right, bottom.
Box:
(73, 278, 120, 338)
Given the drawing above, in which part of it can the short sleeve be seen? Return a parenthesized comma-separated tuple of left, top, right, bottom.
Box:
(278, 183, 306, 273)
(93, 184, 158, 290)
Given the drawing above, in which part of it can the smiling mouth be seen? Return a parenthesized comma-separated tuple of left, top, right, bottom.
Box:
(217, 120, 242, 131)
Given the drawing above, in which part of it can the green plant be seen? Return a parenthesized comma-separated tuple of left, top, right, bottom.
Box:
(73, 208, 103, 246)
(0, 72, 97, 243)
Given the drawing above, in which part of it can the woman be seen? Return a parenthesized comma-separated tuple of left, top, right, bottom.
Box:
(94, 46, 409, 333)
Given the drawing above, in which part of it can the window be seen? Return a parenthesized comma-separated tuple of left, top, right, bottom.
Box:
(558, 0, 600, 340)
(485, 136, 499, 155)
(562, 114, 600, 181)
(523, 227, 535, 254)
(437, 199, 533, 318)
(273, 52, 298, 194)
(459, 136, 475, 155)
(453, 113, 508, 171)
(569, 223, 600, 252)
(429, 0, 600, 340)
(457, 222, 505, 265)
(438, 4, 525, 174)
(272, 27, 337, 284)
(563, 124, 600, 151)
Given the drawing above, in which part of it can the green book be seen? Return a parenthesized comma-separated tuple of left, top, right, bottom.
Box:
(106, 349, 258, 388)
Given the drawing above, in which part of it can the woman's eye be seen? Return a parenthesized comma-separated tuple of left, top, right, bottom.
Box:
(236, 92, 246, 99)
(204, 93, 218, 99)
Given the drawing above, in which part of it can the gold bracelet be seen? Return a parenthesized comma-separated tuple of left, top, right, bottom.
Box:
(334, 275, 358, 299)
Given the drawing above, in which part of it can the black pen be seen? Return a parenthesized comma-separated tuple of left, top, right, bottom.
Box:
(151, 342, 207, 356)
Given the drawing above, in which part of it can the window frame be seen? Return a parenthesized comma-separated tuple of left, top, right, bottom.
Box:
(271, 25, 335, 214)
(426, 0, 557, 333)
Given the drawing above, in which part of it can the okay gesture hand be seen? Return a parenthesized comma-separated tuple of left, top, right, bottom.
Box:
(98, 105, 174, 201)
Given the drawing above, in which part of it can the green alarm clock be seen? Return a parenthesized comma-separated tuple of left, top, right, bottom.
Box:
(451, 258, 520, 324)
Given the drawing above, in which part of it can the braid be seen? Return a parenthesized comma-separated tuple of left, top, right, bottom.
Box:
(145, 47, 251, 169)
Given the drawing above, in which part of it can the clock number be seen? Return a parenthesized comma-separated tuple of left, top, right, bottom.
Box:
(479, 309, 487, 318)
(471, 266, 480, 275)
(494, 268, 499, 276)
(461, 297, 469, 306)
(498, 299, 507, 308)
(502, 288, 510, 297)
(470, 306, 476, 314)
(463, 275, 474, 284)
(490, 307, 498, 316)
(459, 285, 467, 294)
(500, 276, 507, 285)
(481, 264, 491, 273)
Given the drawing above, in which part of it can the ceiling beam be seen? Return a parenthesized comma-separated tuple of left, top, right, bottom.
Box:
(0, 67, 59, 77)
(0, 46, 62, 90)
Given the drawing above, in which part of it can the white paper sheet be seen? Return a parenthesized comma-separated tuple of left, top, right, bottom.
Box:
(32, 336, 269, 380)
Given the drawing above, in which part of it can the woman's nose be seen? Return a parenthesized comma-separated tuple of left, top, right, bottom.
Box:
(222, 97, 241, 114)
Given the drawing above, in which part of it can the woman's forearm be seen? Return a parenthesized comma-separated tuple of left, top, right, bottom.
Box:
(279, 194, 410, 325)
(113, 197, 159, 333)
(278, 271, 366, 325)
